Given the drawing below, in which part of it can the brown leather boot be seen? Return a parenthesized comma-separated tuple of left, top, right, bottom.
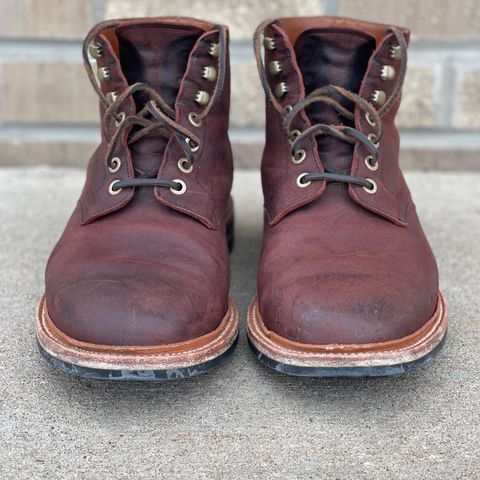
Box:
(37, 17, 238, 381)
(248, 17, 447, 377)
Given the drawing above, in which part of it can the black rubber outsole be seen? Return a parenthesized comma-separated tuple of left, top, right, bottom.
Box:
(38, 334, 238, 382)
(248, 332, 446, 378)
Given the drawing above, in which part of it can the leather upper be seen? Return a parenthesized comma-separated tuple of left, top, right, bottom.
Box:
(45, 18, 233, 346)
(256, 17, 439, 345)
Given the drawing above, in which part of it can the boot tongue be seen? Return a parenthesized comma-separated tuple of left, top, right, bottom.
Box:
(114, 23, 203, 175)
(295, 28, 375, 173)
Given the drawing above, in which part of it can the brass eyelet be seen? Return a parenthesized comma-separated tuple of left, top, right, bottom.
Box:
(371, 90, 387, 107)
(108, 157, 121, 173)
(380, 65, 396, 81)
(296, 172, 311, 188)
(97, 66, 111, 82)
(195, 90, 210, 106)
(208, 42, 220, 58)
(364, 155, 379, 171)
(170, 179, 187, 195)
(105, 91, 118, 106)
(108, 180, 122, 196)
(274, 82, 289, 98)
(186, 137, 200, 152)
(289, 129, 301, 145)
(363, 178, 377, 194)
(365, 112, 377, 127)
(292, 149, 306, 165)
(202, 66, 217, 82)
(368, 133, 380, 148)
(115, 112, 126, 127)
(263, 36, 277, 51)
(178, 158, 193, 174)
(269, 60, 283, 76)
(390, 45, 401, 60)
(188, 112, 202, 127)
(88, 42, 103, 59)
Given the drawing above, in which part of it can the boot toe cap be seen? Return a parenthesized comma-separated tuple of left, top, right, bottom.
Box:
(46, 275, 224, 346)
(260, 273, 438, 345)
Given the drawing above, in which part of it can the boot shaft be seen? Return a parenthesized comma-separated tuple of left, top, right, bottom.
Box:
(80, 17, 233, 229)
(254, 17, 411, 226)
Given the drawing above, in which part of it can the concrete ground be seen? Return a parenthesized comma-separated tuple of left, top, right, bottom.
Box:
(0, 167, 479, 480)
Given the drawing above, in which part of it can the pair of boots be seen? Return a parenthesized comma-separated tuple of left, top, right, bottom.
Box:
(37, 16, 447, 381)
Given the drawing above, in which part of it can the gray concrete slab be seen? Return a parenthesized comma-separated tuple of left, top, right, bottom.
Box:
(0, 167, 479, 480)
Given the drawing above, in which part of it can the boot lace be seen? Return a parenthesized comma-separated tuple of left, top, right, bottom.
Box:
(254, 23, 408, 192)
(82, 20, 227, 195)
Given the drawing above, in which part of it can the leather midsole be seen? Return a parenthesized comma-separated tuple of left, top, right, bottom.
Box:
(247, 292, 447, 367)
(37, 295, 238, 370)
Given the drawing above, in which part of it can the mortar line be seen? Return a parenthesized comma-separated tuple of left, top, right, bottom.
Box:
(324, 0, 340, 16)
(437, 63, 457, 129)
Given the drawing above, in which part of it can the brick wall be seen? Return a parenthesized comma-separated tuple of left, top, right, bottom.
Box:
(0, 0, 479, 170)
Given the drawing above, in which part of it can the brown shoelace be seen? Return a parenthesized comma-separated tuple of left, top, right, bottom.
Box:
(254, 22, 408, 191)
(83, 20, 227, 193)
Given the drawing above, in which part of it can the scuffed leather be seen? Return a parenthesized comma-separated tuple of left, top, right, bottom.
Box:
(45, 18, 233, 346)
(257, 17, 439, 345)
(46, 195, 231, 346)
(258, 186, 438, 344)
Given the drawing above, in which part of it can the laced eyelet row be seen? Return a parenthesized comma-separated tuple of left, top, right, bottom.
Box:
(254, 22, 408, 199)
(108, 178, 187, 196)
(83, 25, 227, 202)
(289, 128, 308, 164)
(187, 41, 222, 131)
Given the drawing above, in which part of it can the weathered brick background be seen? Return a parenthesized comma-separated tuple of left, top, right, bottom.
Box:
(0, 0, 479, 169)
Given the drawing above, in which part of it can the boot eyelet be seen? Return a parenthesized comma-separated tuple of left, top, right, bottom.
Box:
(178, 158, 193, 174)
(108, 180, 122, 195)
(371, 90, 387, 106)
(296, 172, 311, 188)
(202, 66, 217, 82)
(171, 179, 187, 195)
(208, 42, 220, 58)
(365, 112, 377, 127)
(390, 45, 401, 60)
(195, 90, 210, 106)
(292, 149, 306, 164)
(88, 42, 103, 59)
(186, 137, 200, 152)
(188, 112, 202, 127)
(363, 178, 377, 194)
(368, 133, 380, 148)
(269, 60, 283, 76)
(380, 65, 396, 81)
(97, 66, 111, 82)
(274, 82, 289, 99)
(290, 129, 301, 138)
(283, 105, 293, 114)
(115, 112, 126, 127)
(105, 91, 118, 106)
(263, 36, 277, 51)
(289, 129, 301, 145)
(364, 155, 379, 171)
(108, 157, 122, 173)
